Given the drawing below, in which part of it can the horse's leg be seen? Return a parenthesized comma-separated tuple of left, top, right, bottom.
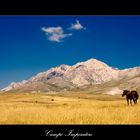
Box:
(133, 98, 135, 104)
(127, 99, 129, 105)
(130, 99, 133, 105)
(135, 99, 137, 104)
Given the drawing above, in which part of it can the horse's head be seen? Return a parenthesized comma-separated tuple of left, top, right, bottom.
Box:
(122, 90, 129, 97)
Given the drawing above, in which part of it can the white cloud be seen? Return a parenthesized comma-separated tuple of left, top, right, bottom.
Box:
(41, 26, 72, 42)
(70, 20, 86, 30)
(42, 26, 62, 34)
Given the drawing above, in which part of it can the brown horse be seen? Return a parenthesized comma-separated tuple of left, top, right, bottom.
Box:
(122, 90, 139, 105)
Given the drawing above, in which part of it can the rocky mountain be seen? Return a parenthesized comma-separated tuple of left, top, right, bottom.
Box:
(1, 58, 140, 94)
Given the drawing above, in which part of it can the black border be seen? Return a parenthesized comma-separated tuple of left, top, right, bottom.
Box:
(0, 1, 140, 15)
(0, 1, 140, 139)
(0, 124, 140, 139)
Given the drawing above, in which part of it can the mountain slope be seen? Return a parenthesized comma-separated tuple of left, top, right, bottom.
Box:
(1, 58, 140, 94)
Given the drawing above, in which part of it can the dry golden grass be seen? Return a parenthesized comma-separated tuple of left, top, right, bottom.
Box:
(0, 92, 140, 124)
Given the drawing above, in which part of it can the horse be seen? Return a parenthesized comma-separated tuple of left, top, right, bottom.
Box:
(122, 90, 139, 105)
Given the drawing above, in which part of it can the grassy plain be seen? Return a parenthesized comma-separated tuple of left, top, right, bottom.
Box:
(0, 91, 140, 124)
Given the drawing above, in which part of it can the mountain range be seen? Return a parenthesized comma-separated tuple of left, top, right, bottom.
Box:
(1, 58, 140, 95)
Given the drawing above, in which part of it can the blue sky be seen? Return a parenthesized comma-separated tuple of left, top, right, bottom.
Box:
(0, 15, 140, 89)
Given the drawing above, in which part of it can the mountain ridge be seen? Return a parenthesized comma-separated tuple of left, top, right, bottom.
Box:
(1, 58, 140, 94)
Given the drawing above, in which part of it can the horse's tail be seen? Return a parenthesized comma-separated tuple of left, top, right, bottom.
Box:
(135, 91, 139, 99)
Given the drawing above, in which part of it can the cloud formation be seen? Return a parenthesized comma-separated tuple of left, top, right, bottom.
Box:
(42, 20, 86, 43)
(41, 26, 72, 42)
(70, 20, 86, 30)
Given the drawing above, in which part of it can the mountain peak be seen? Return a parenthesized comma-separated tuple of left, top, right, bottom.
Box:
(86, 58, 100, 62)
(84, 58, 106, 65)
(74, 58, 109, 70)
